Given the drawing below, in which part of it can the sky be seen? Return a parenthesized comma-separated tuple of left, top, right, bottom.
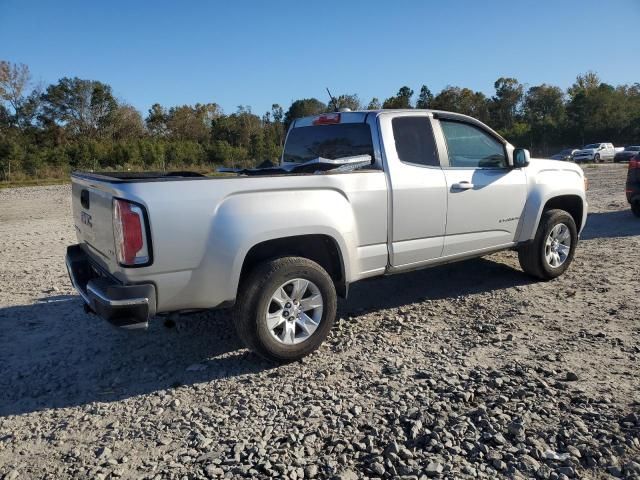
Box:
(1, 0, 639, 117)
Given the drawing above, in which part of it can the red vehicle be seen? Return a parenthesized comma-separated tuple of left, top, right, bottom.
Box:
(627, 154, 640, 217)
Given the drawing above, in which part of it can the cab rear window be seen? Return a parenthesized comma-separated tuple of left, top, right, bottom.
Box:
(283, 124, 374, 164)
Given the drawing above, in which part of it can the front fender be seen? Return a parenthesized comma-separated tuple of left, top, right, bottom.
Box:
(517, 166, 586, 242)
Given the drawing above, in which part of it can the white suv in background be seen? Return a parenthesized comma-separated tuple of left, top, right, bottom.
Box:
(573, 143, 615, 163)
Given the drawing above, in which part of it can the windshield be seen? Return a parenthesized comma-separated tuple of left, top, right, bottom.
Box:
(559, 149, 574, 155)
(583, 144, 600, 149)
(283, 123, 374, 164)
(625, 146, 640, 151)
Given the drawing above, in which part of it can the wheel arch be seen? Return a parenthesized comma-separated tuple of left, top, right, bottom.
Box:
(518, 190, 586, 242)
(542, 195, 584, 232)
(238, 234, 349, 298)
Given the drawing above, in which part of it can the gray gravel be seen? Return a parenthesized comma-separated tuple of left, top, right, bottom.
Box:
(0, 164, 639, 479)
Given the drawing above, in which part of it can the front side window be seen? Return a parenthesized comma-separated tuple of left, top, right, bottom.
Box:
(392, 116, 439, 167)
(440, 120, 506, 168)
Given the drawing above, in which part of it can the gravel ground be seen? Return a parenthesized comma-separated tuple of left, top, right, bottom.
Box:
(0, 164, 639, 480)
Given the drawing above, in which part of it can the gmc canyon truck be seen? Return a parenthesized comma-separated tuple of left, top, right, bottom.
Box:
(66, 109, 588, 362)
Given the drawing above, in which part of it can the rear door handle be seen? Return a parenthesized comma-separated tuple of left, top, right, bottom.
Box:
(451, 181, 474, 190)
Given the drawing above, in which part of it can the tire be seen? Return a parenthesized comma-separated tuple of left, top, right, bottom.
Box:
(632, 201, 640, 218)
(518, 209, 578, 280)
(234, 257, 337, 362)
(594, 153, 600, 163)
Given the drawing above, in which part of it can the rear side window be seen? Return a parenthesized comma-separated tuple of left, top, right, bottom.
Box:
(282, 123, 374, 164)
(440, 120, 506, 168)
(392, 117, 439, 167)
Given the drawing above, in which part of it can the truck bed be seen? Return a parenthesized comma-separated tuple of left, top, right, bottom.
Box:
(72, 155, 378, 184)
(70, 168, 389, 312)
(71, 171, 210, 183)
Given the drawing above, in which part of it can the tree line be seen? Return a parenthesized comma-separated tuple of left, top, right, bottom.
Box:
(1, 60, 639, 181)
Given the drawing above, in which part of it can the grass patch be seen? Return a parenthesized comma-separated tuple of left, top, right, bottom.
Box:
(0, 178, 70, 189)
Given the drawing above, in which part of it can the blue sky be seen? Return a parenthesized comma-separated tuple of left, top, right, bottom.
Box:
(1, 0, 639, 116)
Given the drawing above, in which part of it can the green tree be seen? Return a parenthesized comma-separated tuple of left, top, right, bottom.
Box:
(262, 103, 285, 158)
(110, 105, 145, 140)
(44, 145, 70, 171)
(415, 85, 434, 109)
(284, 98, 326, 128)
(431, 86, 489, 122)
(146, 103, 168, 137)
(15, 89, 41, 128)
(0, 61, 30, 113)
(40, 77, 118, 138)
(382, 86, 413, 109)
(138, 139, 166, 169)
(165, 140, 205, 167)
(489, 77, 524, 131)
(523, 84, 565, 154)
(328, 93, 362, 111)
(22, 144, 46, 177)
(270, 103, 285, 148)
(366, 97, 381, 110)
(0, 61, 35, 127)
(6, 59, 640, 180)
(621, 83, 640, 141)
(566, 72, 628, 145)
(0, 104, 10, 130)
(0, 138, 23, 180)
(165, 103, 221, 142)
(568, 71, 601, 96)
(211, 106, 262, 152)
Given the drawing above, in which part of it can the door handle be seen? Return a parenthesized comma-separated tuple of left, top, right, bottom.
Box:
(451, 181, 474, 190)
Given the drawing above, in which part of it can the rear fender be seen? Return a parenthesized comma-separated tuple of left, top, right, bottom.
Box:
(204, 188, 356, 305)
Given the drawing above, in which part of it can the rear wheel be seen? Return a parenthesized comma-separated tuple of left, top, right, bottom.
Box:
(594, 153, 601, 163)
(234, 257, 337, 362)
(518, 209, 578, 280)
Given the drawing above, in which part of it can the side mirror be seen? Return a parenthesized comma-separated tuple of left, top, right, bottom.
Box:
(513, 148, 530, 168)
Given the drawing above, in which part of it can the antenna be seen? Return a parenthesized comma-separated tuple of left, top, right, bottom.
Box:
(326, 88, 338, 112)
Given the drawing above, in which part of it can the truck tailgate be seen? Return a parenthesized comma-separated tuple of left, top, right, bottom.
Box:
(71, 178, 117, 267)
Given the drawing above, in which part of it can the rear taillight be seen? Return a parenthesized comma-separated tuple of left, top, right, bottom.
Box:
(113, 199, 150, 266)
(629, 157, 639, 169)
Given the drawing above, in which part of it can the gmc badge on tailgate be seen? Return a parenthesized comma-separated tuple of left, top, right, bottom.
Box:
(81, 211, 92, 228)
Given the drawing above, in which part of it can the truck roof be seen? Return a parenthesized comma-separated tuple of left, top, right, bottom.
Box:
(291, 109, 508, 144)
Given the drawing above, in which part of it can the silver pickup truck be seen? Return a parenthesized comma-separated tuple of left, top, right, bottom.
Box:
(66, 109, 588, 361)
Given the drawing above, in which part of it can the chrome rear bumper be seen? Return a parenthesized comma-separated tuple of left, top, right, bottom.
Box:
(65, 245, 156, 329)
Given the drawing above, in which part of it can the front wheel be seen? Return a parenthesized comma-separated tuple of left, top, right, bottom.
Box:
(234, 257, 337, 362)
(594, 153, 600, 163)
(518, 209, 578, 280)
